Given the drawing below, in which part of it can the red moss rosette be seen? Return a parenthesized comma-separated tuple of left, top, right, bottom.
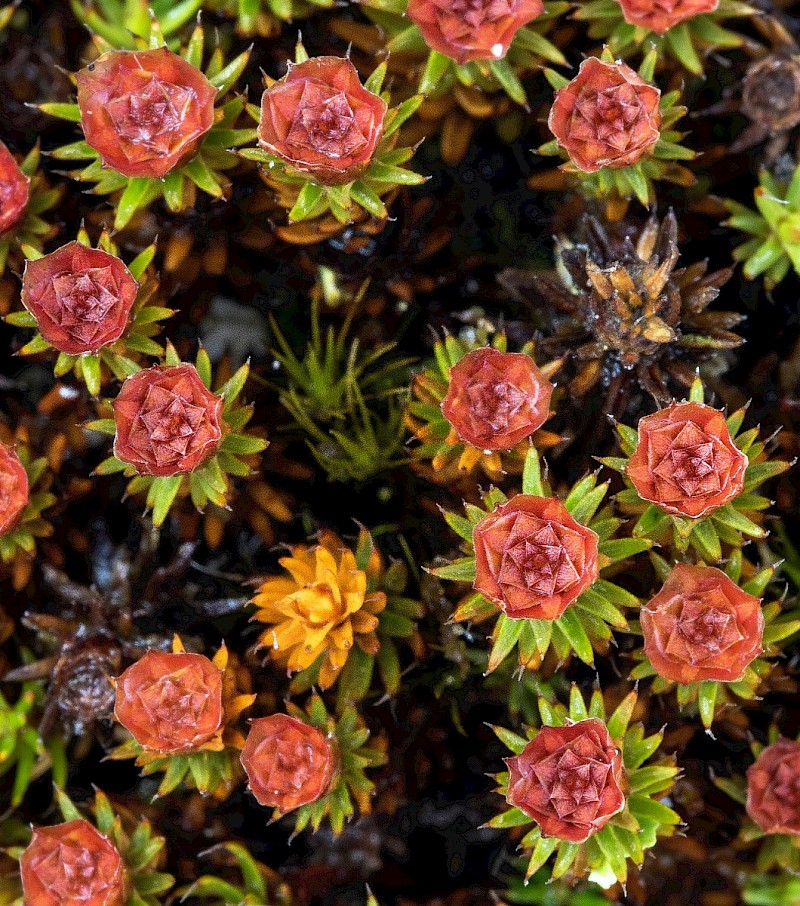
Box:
(258, 57, 387, 187)
(21, 242, 139, 355)
(440, 348, 554, 451)
(240, 713, 337, 813)
(641, 564, 763, 685)
(617, 0, 720, 35)
(473, 495, 599, 620)
(548, 57, 661, 173)
(20, 819, 128, 906)
(505, 719, 626, 843)
(113, 649, 225, 755)
(746, 738, 800, 836)
(0, 140, 30, 235)
(0, 442, 29, 536)
(406, 0, 545, 65)
(112, 364, 223, 477)
(626, 400, 747, 519)
(76, 47, 217, 179)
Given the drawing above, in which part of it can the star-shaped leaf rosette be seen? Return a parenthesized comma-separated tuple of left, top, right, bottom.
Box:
(488, 685, 680, 886)
(179, 842, 292, 906)
(431, 446, 651, 672)
(251, 527, 424, 713)
(726, 165, 800, 292)
(406, 334, 562, 484)
(108, 636, 256, 799)
(0, 436, 56, 586)
(5, 226, 173, 396)
(715, 727, 800, 873)
(7, 787, 174, 906)
(240, 695, 387, 835)
(67, 0, 203, 50)
(357, 0, 568, 107)
(628, 551, 800, 729)
(240, 45, 426, 227)
(88, 343, 267, 526)
(208, 0, 336, 38)
(573, 0, 753, 76)
(601, 379, 791, 562)
(0, 142, 62, 278)
(539, 49, 695, 209)
(41, 18, 255, 230)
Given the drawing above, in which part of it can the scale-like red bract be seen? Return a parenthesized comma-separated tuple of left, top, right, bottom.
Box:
(441, 348, 554, 450)
(406, 0, 545, 64)
(258, 57, 387, 186)
(76, 47, 216, 179)
(22, 242, 138, 355)
(473, 495, 599, 620)
(240, 714, 337, 812)
(112, 364, 223, 477)
(626, 400, 747, 518)
(506, 719, 626, 843)
(114, 650, 224, 754)
(549, 57, 661, 173)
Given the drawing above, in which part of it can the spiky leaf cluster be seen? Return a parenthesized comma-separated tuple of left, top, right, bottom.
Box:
(43, 18, 255, 230)
(539, 50, 694, 206)
(727, 165, 800, 291)
(433, 447, 650, 671)
(489, 686, 680, 885)
(603, 379, 791, 562)
(574, 0, 753, 75)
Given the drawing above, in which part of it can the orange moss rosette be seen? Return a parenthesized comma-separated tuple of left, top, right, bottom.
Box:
(76, 47, 217, 180)
(251, 529, 387, 688)
(20, 819, 128, 906)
